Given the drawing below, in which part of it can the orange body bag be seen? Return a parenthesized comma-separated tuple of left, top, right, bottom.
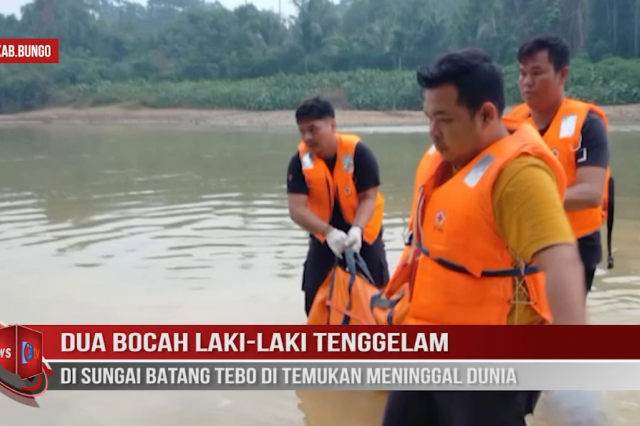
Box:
(307, 248, 411, 326)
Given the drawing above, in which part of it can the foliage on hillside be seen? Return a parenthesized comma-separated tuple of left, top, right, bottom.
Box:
(1, 0, 640, 112)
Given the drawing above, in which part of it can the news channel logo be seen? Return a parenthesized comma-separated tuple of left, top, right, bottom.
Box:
(0, 324, 52, 405)
(21, 341, 39, 365)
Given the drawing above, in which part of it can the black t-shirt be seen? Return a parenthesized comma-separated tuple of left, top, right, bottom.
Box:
(538, 111, 610, 266)
(286, 142, 381, 235)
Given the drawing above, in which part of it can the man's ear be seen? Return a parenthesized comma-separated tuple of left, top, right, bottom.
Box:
(478, 102, 499, 127)
(330, 118, 337, 132)
(559, 66, 569, 84)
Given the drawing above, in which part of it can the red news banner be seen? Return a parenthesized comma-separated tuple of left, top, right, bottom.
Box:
(4, 325, 640, 398)
(25, 325, 640, 360)
(0, 38, 59, 64)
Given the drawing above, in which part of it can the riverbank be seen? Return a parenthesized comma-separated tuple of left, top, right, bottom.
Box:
(1, 104, 639, 129)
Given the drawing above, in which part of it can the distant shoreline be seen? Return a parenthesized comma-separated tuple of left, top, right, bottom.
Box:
(1, 104, 639, 129)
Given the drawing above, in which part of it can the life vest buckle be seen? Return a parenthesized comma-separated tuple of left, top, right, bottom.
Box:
(403, 229, 413, 246)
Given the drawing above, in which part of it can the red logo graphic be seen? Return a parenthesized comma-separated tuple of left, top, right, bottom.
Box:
(0, 323, 52, 406)
(0, 38, 59, 64)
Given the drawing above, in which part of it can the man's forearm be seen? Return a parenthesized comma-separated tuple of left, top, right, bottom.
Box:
(352, 196, 377, 228)
(564, 183, 604, 211)
(290, 206, 332, 236)
(540, 248, 587, 325)
(546, 267, 587, 325)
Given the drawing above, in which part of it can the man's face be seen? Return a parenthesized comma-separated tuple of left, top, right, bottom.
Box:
(297, 118, 336, 156)
(423, 84, 483, 165)
(518, 50, 567, 110)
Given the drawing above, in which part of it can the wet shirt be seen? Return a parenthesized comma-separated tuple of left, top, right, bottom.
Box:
(286, 142, 381, 236)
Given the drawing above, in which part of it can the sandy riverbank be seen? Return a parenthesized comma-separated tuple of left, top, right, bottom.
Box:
(1, 104, 639, 128)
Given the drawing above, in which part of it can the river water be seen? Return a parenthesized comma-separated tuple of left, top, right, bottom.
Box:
(0, 124, 638, 425)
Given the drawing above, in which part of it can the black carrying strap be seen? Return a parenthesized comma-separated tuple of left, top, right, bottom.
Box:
(607, 175, 615, 269)
(340, 247, 375, 325)
(370, 289, 405, 325)
(343, 247, 375, 284)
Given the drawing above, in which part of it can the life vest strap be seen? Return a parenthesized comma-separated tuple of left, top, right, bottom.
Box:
(415, 242, 540, 277)
(607, 175, 615, 269)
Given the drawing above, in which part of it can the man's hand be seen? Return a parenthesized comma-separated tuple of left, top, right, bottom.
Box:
(326, 228, 348, 258)
(533, 243, 587, 325)
(345, 226, 363, 253)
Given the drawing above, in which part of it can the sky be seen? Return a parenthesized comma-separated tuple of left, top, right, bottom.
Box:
(0, 0, 297, 19)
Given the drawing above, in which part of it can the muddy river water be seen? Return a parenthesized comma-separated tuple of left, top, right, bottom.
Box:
(0, 124, 638, 425)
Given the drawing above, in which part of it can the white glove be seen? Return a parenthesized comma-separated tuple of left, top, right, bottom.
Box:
(345, 226, 363, 253)
(325, 228, 348, 258)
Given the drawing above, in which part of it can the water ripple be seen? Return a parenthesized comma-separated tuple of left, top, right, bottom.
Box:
(0, 131, 638, 327)
(1, 127, 639, 426)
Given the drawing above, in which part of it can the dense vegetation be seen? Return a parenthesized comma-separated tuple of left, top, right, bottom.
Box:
(1, 0, 640, 113)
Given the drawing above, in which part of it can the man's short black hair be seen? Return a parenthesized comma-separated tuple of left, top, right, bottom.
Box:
(295, 96, 335, 122)
(416, 47, 505, 116)
(517, 34, 570, 71)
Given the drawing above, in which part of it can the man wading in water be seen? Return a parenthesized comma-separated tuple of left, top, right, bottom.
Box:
(286, 97, 390, 316)
(507, 34, 613, 295)
(382, 48, 586, 426)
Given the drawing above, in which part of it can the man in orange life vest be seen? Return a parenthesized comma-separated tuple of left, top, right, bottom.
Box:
(382, 49, 586, 426)
(286, 96, 389, 316)
(507, 35, 612, 294)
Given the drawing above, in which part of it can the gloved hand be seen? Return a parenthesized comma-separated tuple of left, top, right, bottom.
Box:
(325, 227, 348, 258)
(345, 225, 363, 253)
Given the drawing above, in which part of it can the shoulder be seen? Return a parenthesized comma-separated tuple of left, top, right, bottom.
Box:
(577, 111, 609, 167)
(287, 151, 304, 182)
(492, 155, 575, 262)
(492, 156, 562, 213)
(582, 111, 607, 134)
(353, 141, 379, 167)
(354, 140, 376, 158)
(494, 156, 559, 192)
(286, 151, 308, 194)
(506, 103, 531, 120)
(352, 141, 381, 191)
(288, 151, 302, 170)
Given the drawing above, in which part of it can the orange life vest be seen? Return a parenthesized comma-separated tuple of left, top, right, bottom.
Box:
(507, 98, 611, 238)
(403, 122, 567, 325)
(298, 133, 385, 244)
